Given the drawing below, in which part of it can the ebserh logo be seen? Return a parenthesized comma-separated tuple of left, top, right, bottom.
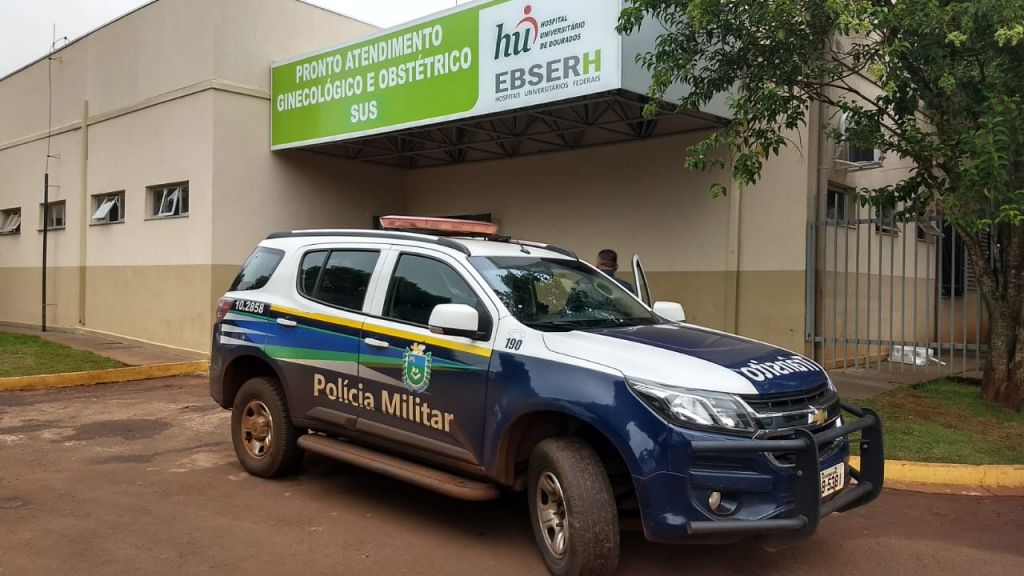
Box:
(494, 4, 539, 59)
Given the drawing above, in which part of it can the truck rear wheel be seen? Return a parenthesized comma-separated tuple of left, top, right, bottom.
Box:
(528, 437, 620, 576)
(231, 376, 303, 478)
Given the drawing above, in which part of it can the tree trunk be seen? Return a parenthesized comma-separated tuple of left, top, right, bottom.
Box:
(1010, 320, 1024, 410)
(981, 312, 1020, 410)
(960, 222, 1023, 411)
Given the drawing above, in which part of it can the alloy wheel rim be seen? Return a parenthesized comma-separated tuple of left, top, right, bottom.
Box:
(240, 400, 273, 459)
(536, 471, 569, 558)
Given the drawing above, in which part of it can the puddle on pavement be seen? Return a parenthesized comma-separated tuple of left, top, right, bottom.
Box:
(69, 419, 171, 441)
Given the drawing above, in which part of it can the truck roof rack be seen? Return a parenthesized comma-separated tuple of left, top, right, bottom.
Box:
(265, 228, 577, 260)
(264, 230, 471, 255)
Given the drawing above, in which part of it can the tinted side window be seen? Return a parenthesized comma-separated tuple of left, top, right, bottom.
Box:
(299, 251, 328, 296)
(314, 251, 379, 310)
(385, 254, 479, 325)
(230, 247, 284, 291)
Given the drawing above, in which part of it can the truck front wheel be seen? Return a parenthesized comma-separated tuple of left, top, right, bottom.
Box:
(528, 437, 620, 576)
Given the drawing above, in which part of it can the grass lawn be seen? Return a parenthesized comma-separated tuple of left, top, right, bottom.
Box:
(852, 378, 1024, 465)
(0, 333, 124, 377)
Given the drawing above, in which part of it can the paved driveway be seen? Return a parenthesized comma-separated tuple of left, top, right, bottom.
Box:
(1, 377, 1021, 575)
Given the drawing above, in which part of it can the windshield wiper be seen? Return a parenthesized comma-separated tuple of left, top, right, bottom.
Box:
(523, 320, 591, 331)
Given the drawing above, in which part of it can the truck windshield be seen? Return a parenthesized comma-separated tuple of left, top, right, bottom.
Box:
(469, 256, 660, 331)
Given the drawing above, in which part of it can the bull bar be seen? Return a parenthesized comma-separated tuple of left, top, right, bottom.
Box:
(685, 403, 884, 546)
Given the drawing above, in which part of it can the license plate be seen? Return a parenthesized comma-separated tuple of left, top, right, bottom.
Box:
(819, 462, 845, 498)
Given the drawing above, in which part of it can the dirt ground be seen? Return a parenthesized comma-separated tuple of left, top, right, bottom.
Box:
(1, 376, 1022, 576)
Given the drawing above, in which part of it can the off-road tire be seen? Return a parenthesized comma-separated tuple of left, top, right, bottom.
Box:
(528, 437, 620, 576)
(231, 376, 303, 478)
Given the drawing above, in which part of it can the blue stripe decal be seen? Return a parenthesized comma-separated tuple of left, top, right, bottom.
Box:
(263, 322, 361, 354)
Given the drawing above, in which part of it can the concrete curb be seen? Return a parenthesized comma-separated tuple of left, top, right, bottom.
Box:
(850, 456, 1024, 489)
(0, 361, 209, 392)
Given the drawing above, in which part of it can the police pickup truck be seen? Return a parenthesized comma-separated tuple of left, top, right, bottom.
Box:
(210, 217, 883, 576)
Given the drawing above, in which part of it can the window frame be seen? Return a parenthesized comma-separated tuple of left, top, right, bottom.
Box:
(825, 186, 856, 224)
(916, 220, 941, 243)
(874, 204, 899, 235)
(0, 207, 21, 235)
(370, 248, 495, 339)
(295, 248, 383, 314)
(39, 200, 66, 231)
(837, 111, 884, 167)
(147, 182, 189, 220)
(91, 191, 125, 225)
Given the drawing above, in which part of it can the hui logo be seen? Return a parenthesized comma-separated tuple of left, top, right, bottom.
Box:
(494, 4, 539, 59)
(402, 343, 433, 393)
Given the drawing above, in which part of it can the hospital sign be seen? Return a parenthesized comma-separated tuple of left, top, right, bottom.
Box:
(270, 0, 622, 149)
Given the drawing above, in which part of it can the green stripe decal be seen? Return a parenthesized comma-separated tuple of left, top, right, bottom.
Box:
(264, 346, 360, 363)
(360, 356, 478, 371)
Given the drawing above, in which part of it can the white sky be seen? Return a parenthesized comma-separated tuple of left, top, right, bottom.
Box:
(0, 0, 464, 78)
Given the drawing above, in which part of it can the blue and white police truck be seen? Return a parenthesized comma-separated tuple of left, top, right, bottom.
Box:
(210, 217, 883, 576)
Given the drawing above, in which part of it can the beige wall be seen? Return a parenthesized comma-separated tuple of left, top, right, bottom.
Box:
(87, 92, 215, 267)
(210, 91, 405, 267)
(405, 132, 731, 270)
(0, 130, 83, 268)
(0, 127, 85, 329)
(0, 267, 81, 330)
(212, 0, 378, 91)
(84, 265, 213, 351)
(0, 0, 217, 146)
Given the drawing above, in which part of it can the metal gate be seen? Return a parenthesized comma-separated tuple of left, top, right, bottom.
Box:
(806, 208, 989, 375)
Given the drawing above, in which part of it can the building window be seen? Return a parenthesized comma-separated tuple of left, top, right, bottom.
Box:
(0, 207, 21, 235)
(837, 111, 883, 166)
(149, 183, 189, 219)
(825, 187, 854, 222)
(940, 225, 992, 297)
(40, 200, 66, 230)
(91, 191, 125, 225)
(875, 204, 897, 235)
(916, 220, 941, 242)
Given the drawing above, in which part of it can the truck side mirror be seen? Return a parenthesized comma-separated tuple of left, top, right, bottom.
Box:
(429, 303, 482, 339)
(653, 301, 686, 323)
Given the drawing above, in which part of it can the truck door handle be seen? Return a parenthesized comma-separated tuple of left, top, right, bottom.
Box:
(276, 318, 297, 327)
(364, 337, 389, 349)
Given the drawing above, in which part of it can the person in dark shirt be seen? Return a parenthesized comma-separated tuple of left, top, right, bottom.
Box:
(595, 249, 634, 294)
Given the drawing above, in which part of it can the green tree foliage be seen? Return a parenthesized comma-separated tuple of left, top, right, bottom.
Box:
(619, 0, 1024, 409)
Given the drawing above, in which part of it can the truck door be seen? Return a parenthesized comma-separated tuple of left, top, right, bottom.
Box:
(356, 247, 496, 467)
(270, 245, 387, 429)
(632, 253, 652, 306)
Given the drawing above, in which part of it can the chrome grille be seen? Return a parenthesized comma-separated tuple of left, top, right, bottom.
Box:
(740, 383, 844, 467)
(741, 383, 832, 414)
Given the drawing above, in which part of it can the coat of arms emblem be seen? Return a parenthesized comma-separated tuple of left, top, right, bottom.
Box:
(402, 343, 432, 393)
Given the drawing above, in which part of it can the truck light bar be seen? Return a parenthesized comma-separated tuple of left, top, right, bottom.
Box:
(379, 215, 499, 237)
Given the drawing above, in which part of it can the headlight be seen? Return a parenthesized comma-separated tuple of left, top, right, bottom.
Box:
(627, 377, 759, 434)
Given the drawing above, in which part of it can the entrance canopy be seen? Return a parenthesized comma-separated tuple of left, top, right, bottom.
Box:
(271, 0, 729, 167)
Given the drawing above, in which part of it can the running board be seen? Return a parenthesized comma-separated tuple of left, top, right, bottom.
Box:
(297, 434, 500, 501)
